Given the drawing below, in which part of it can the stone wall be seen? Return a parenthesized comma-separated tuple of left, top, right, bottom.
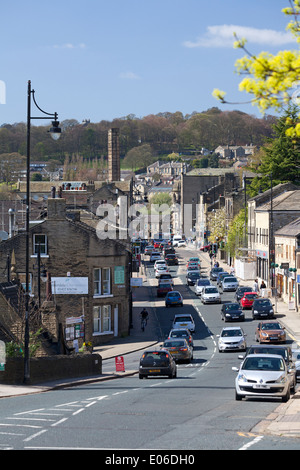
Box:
(0, 353, 102, 385)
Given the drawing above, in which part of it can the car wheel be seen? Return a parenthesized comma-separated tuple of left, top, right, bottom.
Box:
(235, 390, 242, 401)
(139, 374, 144, 379)
(282, 388, 290, 402)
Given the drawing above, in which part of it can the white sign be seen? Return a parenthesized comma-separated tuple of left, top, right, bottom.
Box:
(51, 277, 88, 294)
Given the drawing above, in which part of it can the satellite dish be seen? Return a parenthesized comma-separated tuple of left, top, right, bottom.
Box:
(0, 231, 8, 241)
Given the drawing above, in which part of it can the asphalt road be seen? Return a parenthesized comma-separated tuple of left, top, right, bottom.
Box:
(0, 247, 300, 452)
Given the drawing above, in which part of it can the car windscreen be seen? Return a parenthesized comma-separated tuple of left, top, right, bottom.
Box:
(247, 346, 287, 361)
(174, 316, 192, 323)
(224, 277, 237, 282)
(244, 294, 257, 299)
(204, 287, 218, 293)
(243, 357, 285, 371)
(197, 280, 210, 285)
(141, 352, 170, 366)
(224, 304, 240, 311)
(253, 299, 272, 307)
(221, 329, 242, 337)
(170, 330, 188, 338)
(260, 322, 282, 330)
(164, 340, 186, 348)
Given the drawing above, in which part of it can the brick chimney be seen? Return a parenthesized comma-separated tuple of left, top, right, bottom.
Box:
(108, 128, 120, 182)
(47, 198, 66, 220)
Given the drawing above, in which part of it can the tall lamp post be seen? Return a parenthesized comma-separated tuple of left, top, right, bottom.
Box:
(24, 80, 61, 384)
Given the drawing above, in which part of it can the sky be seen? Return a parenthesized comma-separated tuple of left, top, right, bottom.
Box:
(0, 0, 298, 126)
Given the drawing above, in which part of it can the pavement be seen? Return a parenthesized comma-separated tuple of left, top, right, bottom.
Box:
(1, 247, 300, 439)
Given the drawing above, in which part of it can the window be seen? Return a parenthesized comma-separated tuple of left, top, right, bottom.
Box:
(102, 268, 110, 295)
(33, 234, 47, 255)
(93, 268, 111, 296)
(93, 305, 112, 334)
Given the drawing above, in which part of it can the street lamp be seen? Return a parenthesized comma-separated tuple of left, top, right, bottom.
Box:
(24, 80, 61, 384)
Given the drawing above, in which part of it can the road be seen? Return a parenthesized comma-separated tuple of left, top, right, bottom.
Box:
(0, 246, 299, 452)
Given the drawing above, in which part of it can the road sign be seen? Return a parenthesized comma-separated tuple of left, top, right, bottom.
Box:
(115, 356, 125, 372)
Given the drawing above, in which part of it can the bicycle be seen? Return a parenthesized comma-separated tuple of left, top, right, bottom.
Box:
(141, 317, 147, 331)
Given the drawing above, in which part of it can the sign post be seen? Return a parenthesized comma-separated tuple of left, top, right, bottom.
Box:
(115, 356, 125, 372)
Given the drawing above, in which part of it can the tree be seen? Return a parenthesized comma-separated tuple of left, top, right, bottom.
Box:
(248, 106, 300, 196)
(226, 209, 247, 257)
(213, 1, 300, 137)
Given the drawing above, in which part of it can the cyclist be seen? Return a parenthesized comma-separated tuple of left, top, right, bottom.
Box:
(140, 308, 149, 331)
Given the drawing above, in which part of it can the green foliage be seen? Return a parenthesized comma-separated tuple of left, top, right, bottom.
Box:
(5, 329, 43, 358)
(248, 106, 300, 197)
(226, 209, 247, 257)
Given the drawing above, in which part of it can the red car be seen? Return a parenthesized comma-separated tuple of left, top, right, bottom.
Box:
(200, 244, 211, 252)
(157, 283, 173, 297)
(240, 292, 259, 309)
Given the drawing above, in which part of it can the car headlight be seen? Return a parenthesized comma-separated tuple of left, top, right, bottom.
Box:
(277, 375, 287, 384)
(253, 310, 258, 313)
(238, 373, 248, 383)
(270, 309, 274, 313)
(261, 332, 268, 337)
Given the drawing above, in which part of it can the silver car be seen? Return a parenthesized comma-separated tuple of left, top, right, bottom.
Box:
(232, 354, 291, 402)
(220, 276, 239, 292)
(201, 286, 221, 304)
(217, 326, 246, 353)
(195, 278, 212, 295)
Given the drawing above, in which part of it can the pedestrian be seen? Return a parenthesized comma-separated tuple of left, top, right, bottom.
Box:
(260, 280, 266, 297)
(230, 265, 235, 275)
(253, 279, 259, 292)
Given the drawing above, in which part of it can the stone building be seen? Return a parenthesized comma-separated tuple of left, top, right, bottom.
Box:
(0, 198, 131, 353)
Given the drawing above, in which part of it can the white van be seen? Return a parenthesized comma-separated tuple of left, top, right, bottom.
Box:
(172, 235, 182, 246)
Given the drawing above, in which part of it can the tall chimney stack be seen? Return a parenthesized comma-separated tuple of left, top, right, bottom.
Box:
(108, 128, 120, 182)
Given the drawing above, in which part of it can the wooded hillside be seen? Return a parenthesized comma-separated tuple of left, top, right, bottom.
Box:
(0, 108, 276, 163)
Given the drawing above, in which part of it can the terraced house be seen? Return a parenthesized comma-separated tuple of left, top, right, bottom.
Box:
(0, 197, 131, 355)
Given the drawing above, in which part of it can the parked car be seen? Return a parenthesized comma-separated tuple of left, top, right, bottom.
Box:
(240, 292, 259, 309)
(172, 314, 195, 333)
(201, 286, 221, 304)
(157, 282, 173, 297)
(252, 298, 275, 319)
(210, 267, 224, 281)
(217, 326, 247, 353)
(150, 252, 161, 262)
(139, 350, 177, 379)
(168, 328, 194, 347)
(186, 271, 201, 286)
(240, 344, 296, 389)
(220, 276, 239, 292)
(165, 254, 178, 265)
(162, 338, 193, 363)
(221, 302, 245, 322)
(255, 320, 286, 344)
(172, 235, 182, 246)
(292, 349, 300, 381)
(195, 278, 212, 295)
(235, 286, 253, 303)
(232, 354, 292, 402)
(177, 240, 186, 247)
(165, 291, 183, 307)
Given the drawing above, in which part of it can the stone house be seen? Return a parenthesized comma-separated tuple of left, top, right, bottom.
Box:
(275, 217, 300, 309)
(247, 185, 300, 286)
(0, 198, 131, 353)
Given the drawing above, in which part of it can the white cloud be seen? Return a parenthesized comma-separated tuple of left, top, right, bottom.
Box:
(53, 43, 86, 49)
(183, 24, 296, 48)
(119, 71, 141, 80)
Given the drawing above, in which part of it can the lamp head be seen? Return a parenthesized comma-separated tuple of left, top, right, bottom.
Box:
(49, 120, 61, 140)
